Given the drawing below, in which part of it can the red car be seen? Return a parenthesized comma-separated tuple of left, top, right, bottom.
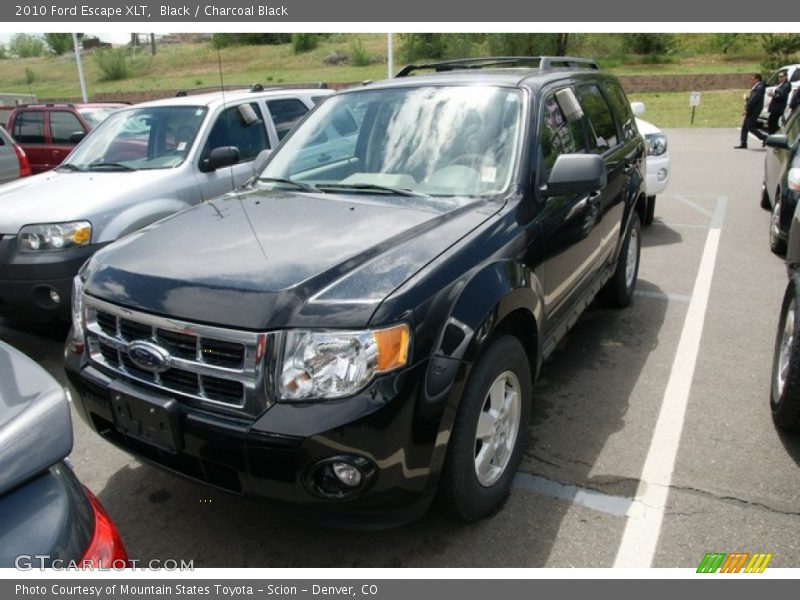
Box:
(5, 102, 127, 174)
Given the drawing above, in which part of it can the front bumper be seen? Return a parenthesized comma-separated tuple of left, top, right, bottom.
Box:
(65, 348, 459, 527)
(645, 153, 670, 197)
(0, 237, 102, 320)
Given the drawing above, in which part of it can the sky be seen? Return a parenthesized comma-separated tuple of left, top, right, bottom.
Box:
(0, 32, 134, 45)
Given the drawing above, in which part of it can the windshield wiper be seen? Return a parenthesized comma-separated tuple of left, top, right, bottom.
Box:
(86, 162, 136, 171)
(57, 163, 84, 172)
(257, 177, 317, 193)
(315, 183, 430, 198)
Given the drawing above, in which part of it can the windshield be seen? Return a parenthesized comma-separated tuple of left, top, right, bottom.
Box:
(261, 86, 524, 199)
(79, 107, 122, 128)
(64, 106, 208, 171)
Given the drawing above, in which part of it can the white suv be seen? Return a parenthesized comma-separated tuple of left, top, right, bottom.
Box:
(632, 102, 669, 226)
(0, 85, 332, 320)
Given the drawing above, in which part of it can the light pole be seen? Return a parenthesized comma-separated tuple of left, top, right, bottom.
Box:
(72, 33, 88, 102)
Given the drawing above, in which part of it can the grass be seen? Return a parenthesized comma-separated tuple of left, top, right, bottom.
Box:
(0, 34, 762, 127)
(629, 90, 744, 127)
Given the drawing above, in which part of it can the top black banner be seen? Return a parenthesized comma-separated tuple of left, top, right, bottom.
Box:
(0, 0, 784, 22)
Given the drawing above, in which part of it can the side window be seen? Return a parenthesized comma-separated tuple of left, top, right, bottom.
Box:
(791, 69, 800, 83)
(602, 80, 637, 142)
(204, 103, 270, 163)
(267, 98, 310, 141)
(538, 91, 589, 177)
(578, 84, 620, 152)
(12, 111, 45, 144)
(50, 111, 85, 144)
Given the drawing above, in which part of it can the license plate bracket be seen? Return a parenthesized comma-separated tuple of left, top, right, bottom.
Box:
(109, 381, 183, 453)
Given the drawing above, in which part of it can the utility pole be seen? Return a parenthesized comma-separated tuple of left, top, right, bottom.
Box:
(387, 33, 393, 79)
(150, 33, 156, 56)
(72, 33, 88, 103)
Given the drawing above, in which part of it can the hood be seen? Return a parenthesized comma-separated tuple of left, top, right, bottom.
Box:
(635, 118, 662, 136)
(0, 168, 188, 234)
(84, 189, 498, 329)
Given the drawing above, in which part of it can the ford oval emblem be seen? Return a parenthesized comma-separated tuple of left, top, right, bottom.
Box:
(127, 341, 172, 373)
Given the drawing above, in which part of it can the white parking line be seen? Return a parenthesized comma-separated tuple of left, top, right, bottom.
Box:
(513, 472, 633, 518)
(613, 197, 727, 568)
(634, 290, 692, 303)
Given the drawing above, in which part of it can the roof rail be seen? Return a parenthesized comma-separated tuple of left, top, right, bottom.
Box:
(395, 56, 599, 77)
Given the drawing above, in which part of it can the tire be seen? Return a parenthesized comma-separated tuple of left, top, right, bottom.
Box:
(644, 195, 656, 226)
(761, 187, 771, 210)
(770, 275, 800, 431)
(603, 211, 642, 308)
(770, 198, 787, 255)
(437, 335, 532, 522)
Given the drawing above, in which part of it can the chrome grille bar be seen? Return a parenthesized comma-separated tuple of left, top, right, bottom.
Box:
(83, 295, 273, 417)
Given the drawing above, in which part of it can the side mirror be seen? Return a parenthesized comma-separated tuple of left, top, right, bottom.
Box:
(546, 154, 607, 196)
(201, 146, 240, 172)
(69, 131, 86, 144)
(555, 88, 584, 123)
(630, 102, 645, 117)
(766, 133, 790, 150)
(252, 148, 272, 176)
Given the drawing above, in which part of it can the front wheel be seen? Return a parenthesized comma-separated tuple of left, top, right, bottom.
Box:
(770, 198, 787, 255)
(603, 211, 641, 308)
(771, 275, 800, 431)
(437, 335, 532, 522)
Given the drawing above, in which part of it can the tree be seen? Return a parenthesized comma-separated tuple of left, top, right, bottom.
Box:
(24, 68, 35, 95)
(710, 33, 754, 55)
(9, 34, 45, 58)
(487, 33, 571, 57)
(622, 33, 676, 55)
(761, 34, 800, 73)
(44, 33, 76, 55)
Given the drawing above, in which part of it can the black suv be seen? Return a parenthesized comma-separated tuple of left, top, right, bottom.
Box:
(65, 57, 647, 525)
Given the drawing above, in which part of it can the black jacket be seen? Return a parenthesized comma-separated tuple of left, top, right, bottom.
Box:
(769, 80, 792, 115)
(746, 81, 766, 116)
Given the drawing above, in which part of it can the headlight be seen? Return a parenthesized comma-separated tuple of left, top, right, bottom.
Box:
(645, 133, 668, 156)
(279, 324, 410, 401)
(70, 275, 85, 345)
(18, 221, 92, 252)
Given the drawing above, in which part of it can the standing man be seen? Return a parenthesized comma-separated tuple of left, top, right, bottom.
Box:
(767, 69, 792, 134)
(736, 73, 766, 149)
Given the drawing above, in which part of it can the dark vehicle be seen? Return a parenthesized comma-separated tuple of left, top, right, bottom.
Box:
(762, 109, 800, 254)
(65, 57, 647, 525)
(0, 340, 128, 567)
(5, 102, 127, 174)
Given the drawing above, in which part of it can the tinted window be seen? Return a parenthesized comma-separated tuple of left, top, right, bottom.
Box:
(539, 91, 589, 176)
(602, 80, 637, 142)
(205, 102, 269, 163)
(50, 111, 85, 143)
(578, 84, 619, 152)
(792, 69, 800, 83)
(13, 111, 45, 144)
(267, 98, 310, 140)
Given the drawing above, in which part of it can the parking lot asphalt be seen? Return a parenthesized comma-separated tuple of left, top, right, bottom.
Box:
(2, 127, 799, 568)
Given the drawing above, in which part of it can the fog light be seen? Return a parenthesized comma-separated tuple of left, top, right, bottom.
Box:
(657, 168, 667, 182)
(304, 455, 377, 500)
(332, 462, 362, 488)
(49, 289, 62, 304)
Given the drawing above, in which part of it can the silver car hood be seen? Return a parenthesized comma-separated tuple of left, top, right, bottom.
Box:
(0, 168, 189, 234)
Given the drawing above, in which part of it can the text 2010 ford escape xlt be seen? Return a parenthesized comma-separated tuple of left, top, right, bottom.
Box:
(65, 57, 647, 525)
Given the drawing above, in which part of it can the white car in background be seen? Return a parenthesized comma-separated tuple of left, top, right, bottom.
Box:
(632, 102, 669, 226)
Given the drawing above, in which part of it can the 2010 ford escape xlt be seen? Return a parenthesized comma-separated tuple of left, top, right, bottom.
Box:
(65, 57, 647, 526)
